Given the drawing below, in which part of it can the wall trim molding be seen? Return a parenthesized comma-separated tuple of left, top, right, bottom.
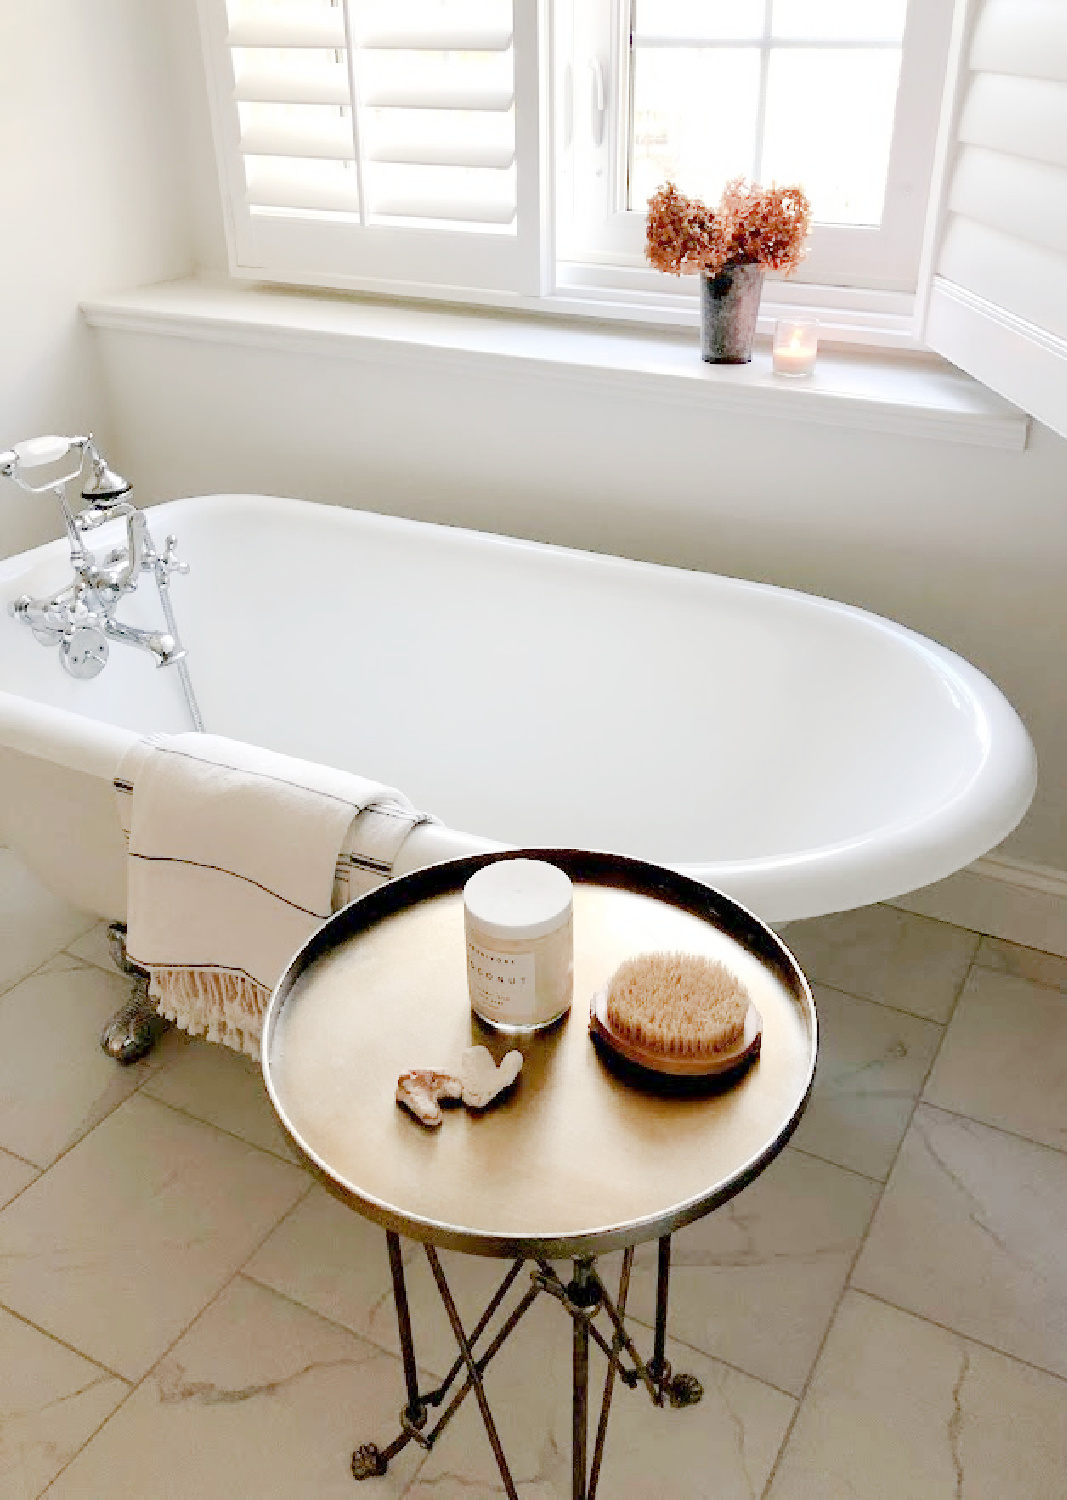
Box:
(888, 852, 1067, 958)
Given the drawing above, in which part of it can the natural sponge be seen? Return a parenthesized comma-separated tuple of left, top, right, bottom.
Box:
(604, 952, 750, 1059)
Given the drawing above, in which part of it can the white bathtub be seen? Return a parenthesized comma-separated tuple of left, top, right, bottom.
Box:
(0, 493, 1036, 925)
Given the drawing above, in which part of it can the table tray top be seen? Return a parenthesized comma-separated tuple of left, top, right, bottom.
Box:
(263, 850, 817, 1258)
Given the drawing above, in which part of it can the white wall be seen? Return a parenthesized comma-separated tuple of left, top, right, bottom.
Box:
(0, 0, 193, 557)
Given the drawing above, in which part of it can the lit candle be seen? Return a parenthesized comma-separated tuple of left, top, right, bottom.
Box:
(772, 319, 818, 377)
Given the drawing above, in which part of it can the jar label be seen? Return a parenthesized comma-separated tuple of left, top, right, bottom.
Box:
(466, 942, 536, 1018)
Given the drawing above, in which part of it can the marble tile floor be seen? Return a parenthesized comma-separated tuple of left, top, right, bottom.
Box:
(1, 854, 1066, 1496)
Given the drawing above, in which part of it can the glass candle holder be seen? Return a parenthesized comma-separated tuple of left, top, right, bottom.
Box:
(772, 320, 818, 377)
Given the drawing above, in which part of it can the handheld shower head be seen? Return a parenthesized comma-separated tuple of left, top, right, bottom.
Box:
(1, 435, 81, 489)
(0, 434, 105, 499)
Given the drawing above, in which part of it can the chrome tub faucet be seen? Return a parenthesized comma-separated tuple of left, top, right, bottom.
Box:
(0, 434, 202, 728)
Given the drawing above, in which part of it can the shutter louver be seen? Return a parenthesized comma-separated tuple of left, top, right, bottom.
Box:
(920, 0, 1067, 437)
(227, 2, 358, 218)
(358, 5, 517, 228)
(199, 0, 544, 296)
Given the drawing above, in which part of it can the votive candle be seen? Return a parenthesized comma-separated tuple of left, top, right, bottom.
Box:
(773, 320, 818, 377)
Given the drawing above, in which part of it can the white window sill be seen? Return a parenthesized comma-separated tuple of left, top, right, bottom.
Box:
(81, 278, 1030, 451)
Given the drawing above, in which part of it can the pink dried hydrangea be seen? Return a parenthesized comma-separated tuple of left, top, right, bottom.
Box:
(647, 177, 811, 277)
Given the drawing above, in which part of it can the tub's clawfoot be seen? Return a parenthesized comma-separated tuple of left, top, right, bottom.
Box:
(99, 922, 172, 1064)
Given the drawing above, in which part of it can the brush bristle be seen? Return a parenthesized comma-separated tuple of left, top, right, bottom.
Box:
(604, 952, 749, 1058)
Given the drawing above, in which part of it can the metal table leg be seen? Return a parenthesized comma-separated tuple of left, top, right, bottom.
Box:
(651, 1233, 671, 1396)
(649, 1234, 704, 1409)
(388, 1232, 423, 1429)
(352, 1236, 532, 1482)
(353, 1232, 704, 1490)
(587, 1247, 633, 1500)
(567, 1258, 600, 1500)
(426, 1245, 520, 1499)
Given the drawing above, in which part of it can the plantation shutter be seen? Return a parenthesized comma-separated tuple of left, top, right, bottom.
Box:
(198, 0, 547, 298)
(919, 0, 1067, 438)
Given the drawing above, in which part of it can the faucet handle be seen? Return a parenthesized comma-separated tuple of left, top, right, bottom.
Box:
(161, 535, 190, 575)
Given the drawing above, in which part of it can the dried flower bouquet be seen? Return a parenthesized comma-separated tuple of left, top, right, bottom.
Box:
(646, 178, 812, 278)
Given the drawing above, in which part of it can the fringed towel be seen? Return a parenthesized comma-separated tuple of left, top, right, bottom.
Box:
(115, 733, 435, 1056)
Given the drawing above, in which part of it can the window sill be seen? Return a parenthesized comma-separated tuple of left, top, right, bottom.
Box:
(81, 278, 1030, 451)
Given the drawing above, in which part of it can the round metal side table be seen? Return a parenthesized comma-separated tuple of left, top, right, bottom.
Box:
(263, 850, 817, 1499)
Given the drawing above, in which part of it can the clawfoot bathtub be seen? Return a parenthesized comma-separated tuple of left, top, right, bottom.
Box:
(0, 493, 1036, 929)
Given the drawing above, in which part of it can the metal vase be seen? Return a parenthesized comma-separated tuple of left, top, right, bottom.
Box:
(699, 265, 765, 364)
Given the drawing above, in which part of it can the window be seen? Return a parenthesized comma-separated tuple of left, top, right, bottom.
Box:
(557, 0, 955, 295)
(627, 2, 907, 224)
(200, 0, 952, 306)
(198, 0, 1067, 439)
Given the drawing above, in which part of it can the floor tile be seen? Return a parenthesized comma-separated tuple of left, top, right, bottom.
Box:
(64, 922, 116, 974)
(142, 1037, 304, 1164)
(623, 1148, 879, 1396)
(854, 1105, 1067, 1379)
(791, 983, 942, 1180)
(12, 858, 1067, 1494)
(0, 1148, 37, 1210)
(245, 1185, 517, 1380)
(0, 851, 96, 996)
(0, 1306, 128, 1500)
(0, 955, 170, 1169)
(769, 1291, 1067, 1500)
(0, 1093, 309, 1381)
(924, 967, 1067, 1152)
(405, 1292, 794, 1499)
(780, 906, 978, 1021)
(974, 934, 1067, 992)
(46, 1277, 426, 1499)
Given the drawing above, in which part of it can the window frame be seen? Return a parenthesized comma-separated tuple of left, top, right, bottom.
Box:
(554, 0, 957, 297)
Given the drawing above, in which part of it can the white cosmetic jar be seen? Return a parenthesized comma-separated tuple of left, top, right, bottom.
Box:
(463, 859, 574, 1032)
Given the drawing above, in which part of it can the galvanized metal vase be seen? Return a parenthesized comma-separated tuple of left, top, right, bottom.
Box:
(700, 265, 765, 364)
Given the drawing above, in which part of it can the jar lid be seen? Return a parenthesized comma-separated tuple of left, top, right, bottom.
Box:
(463, 859, 573, 941)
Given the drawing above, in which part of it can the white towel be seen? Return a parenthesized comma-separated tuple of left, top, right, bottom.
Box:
(116, 733, 433, 1056)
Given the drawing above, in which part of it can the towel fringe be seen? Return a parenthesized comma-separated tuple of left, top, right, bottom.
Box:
(149, 966, 272, 1058)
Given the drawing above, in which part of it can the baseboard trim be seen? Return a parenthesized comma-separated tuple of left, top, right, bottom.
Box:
(887, 854, 1067, 959)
